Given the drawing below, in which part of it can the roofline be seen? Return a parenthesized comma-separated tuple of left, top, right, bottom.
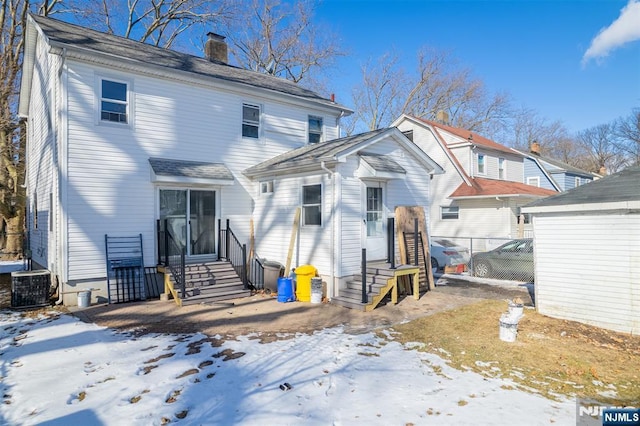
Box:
(20, 15, 353, 117)
(522, 200, 640, 214)
(450, 193, 550, 200)
(393, 114, 471, 186)
(338, 127, 444, 175)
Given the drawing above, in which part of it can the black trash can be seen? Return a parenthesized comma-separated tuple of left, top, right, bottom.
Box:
(262, 261, 284, 293)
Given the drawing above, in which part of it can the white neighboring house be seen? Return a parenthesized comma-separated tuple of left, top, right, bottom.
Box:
(522, 166, 640, 334)
(18, 14, 443, 306)
(393, 115, 557, 245)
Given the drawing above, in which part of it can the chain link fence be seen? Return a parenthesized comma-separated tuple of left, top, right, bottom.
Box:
(431, 236, 534, 283)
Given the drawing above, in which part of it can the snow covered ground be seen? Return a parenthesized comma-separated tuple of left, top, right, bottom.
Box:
(0, 309, 576, 425)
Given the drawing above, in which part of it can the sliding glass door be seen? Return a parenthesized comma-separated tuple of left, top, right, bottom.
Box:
(159, 189, 216, 257)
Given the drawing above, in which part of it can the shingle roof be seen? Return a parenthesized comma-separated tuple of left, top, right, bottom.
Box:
(243, 128, 390, 176)
(535, 154, 595, 176)
(415, 117, 517, 156)
(450, 177, 558, 199)
(149, 158, 233, 181)
(359, 153, 406, 174)
(524, 166, 640, 208)
(30, 14, 348, 109)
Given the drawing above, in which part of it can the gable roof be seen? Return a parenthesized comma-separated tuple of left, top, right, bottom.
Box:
(450, 177, 558, 200)
(20, 14, 351, 116)
(415, 117, 518, 156)
(243, 127, 444, 178)
(523, 166, 640, 213)
(393, 115, 551, 202)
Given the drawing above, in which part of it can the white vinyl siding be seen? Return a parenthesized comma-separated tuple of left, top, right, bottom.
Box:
(61, 59, 341, 283)
(533, 213, 640, 334)
(26, 37, 59, 269)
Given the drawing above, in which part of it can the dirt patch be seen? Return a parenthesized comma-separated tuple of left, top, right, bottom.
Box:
(394, 299, 640, 405)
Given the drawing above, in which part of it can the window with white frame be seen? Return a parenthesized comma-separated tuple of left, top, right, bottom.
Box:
(527, 176, 540, 187)
(575, 177, 582, 187)
(260, 180, 274, 195)
(242, 103, 260, 138)
(302, 184, 322, 226)
(100, 79, 128, 123)
(498, 157, 505, 179)
(477, 154, 485, 174)
(441, 205, 459, 220)
(308, 116, 323, 144)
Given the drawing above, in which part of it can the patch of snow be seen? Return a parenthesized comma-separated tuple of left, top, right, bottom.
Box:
(0, 309, 577, 425)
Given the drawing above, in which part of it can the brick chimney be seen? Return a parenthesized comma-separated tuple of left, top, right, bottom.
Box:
(530, 141, 541, 155)
(599, 166, 607, 176)
(205, 32, 227, 64)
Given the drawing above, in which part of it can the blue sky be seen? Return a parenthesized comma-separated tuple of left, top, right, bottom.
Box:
(313, 0, 640, 133)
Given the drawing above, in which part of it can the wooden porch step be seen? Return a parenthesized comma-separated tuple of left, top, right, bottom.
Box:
(331, 264, 420, 312)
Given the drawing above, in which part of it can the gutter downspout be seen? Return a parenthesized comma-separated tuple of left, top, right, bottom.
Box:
(320, 161, 336, 299)
(55, 48, 67, 305)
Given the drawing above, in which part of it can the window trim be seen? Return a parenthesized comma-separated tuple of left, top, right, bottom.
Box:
(301, 183, 322, 227)
(99, 77, 130, 125)
(477, 153, 486, 175)
(527, 176, 540, 187)
(440, 205, 459, 220)
(575, 177, 582, 187)
(260, 180, 274, 196)
(242, 103, 261, 139)
(308, 115, 323, 144)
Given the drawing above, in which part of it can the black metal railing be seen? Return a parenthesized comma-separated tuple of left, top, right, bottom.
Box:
(361, 248, 367, 304)
(156, 219, 186, 298)
(218, 219, 249, 289)
(249, 255, 265, 290)
(386, 217, 396, 269)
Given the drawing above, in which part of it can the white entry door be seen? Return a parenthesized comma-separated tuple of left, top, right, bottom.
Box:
(364, 183, 386, 260)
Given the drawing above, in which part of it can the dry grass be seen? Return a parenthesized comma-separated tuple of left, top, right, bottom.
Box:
(394, 299, 640, 405)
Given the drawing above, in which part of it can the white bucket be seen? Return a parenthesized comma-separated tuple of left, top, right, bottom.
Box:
(77, 290, 91, 308)
(508, 302, 524, 320)
(499, 314, 518, 342)
(310, 277, 322, 304)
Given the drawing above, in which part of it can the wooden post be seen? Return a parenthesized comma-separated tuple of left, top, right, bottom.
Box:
(284, 208, 301, 276)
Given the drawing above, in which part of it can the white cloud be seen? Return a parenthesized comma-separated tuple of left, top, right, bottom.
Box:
(582, 0, 640, 65)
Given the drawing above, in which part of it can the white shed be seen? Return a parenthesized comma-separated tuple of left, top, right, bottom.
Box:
(522, 166, 640, 334)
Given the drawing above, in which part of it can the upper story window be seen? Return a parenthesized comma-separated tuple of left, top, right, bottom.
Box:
(477, 153, 485, 175)
(302, 184, 322, 226)
(242, 103, 260, 138)
(527, 176, 540, 187)
(308, 116, 323, 144)
(575, 177, 582, 187)
(498, 157, 505, 179)
(101, 79, 128, 123)
(441, 205, 459, 220)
